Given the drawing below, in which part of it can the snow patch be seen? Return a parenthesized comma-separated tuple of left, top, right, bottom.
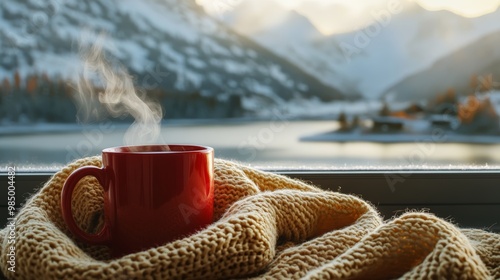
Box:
(188, 57, 206, 69)
(160, 43, 184, 64)
(30, 51, 81, 80)
(116, 40, 150, 72)
(200, 37, 230, 56)
(181, 69, 203, 89)
(230, 45, 245, 57)
(244, 79, 275, 97)
(119, 0, 199, 43)
(222, 60, 250, 75)
(268, 64, 293, 88)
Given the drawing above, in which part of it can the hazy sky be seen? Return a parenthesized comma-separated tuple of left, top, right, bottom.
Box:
(196, 0, 500, 34)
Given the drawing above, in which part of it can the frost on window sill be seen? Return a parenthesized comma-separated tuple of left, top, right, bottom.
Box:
(2, 162, 500, 173)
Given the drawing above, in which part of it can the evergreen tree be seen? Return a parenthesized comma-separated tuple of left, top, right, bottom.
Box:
(379, 103, 390, 117)
(338, 112, 349, 131)
(14, 71, 21, 90)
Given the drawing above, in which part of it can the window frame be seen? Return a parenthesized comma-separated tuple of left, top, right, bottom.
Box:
(1, 170, 499, 232)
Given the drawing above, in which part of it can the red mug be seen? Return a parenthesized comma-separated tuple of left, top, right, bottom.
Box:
(61, 144, 214, 258)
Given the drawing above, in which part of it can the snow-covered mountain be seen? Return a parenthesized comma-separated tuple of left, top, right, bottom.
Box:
(0, 0, 344, 116)
(221, 0, 500, 100)
(221, 0, 359, 96)
(330, 2, 500, 99)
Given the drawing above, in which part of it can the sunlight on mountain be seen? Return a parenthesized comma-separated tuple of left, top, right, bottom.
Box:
(196, 0, 500, 35)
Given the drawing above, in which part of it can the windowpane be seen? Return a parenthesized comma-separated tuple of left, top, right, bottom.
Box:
(2, 0, 500, 171)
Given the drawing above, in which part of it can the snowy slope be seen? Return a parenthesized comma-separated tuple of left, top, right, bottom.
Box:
(328, 2, 500, 99)
(0, 0, 344, 114)
(221, 0, 359, 96)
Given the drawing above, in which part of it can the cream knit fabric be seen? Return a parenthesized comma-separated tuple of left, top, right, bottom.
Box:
(0, 157, 498, 279)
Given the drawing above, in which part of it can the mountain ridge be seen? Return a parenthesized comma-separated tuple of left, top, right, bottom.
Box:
(220, 0, 500, 100)
(385, 29, 500, 101)
(0, 0, 345, 118)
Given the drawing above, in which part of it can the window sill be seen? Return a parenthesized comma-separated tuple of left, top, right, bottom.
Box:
(1, 171, 499, 232)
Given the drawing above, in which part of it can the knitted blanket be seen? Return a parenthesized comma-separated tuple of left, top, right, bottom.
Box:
(0, 157, 499, 279)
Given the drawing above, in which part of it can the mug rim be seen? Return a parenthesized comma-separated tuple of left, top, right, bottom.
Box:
(102, 144, 213, 154)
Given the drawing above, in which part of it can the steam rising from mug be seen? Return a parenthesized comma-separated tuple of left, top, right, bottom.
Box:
(75, 34, 165, 148)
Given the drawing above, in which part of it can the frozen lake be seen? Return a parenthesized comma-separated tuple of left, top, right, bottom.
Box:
(2, 120, 500, 171)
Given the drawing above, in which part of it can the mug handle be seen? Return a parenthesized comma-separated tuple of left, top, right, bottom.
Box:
(61, 166, 111, 245)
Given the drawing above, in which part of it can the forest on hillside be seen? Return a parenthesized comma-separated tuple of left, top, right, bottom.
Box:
(0, 71, 247, 124)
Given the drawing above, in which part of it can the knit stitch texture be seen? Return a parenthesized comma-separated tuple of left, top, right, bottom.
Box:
(0, 157, 499, 279)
